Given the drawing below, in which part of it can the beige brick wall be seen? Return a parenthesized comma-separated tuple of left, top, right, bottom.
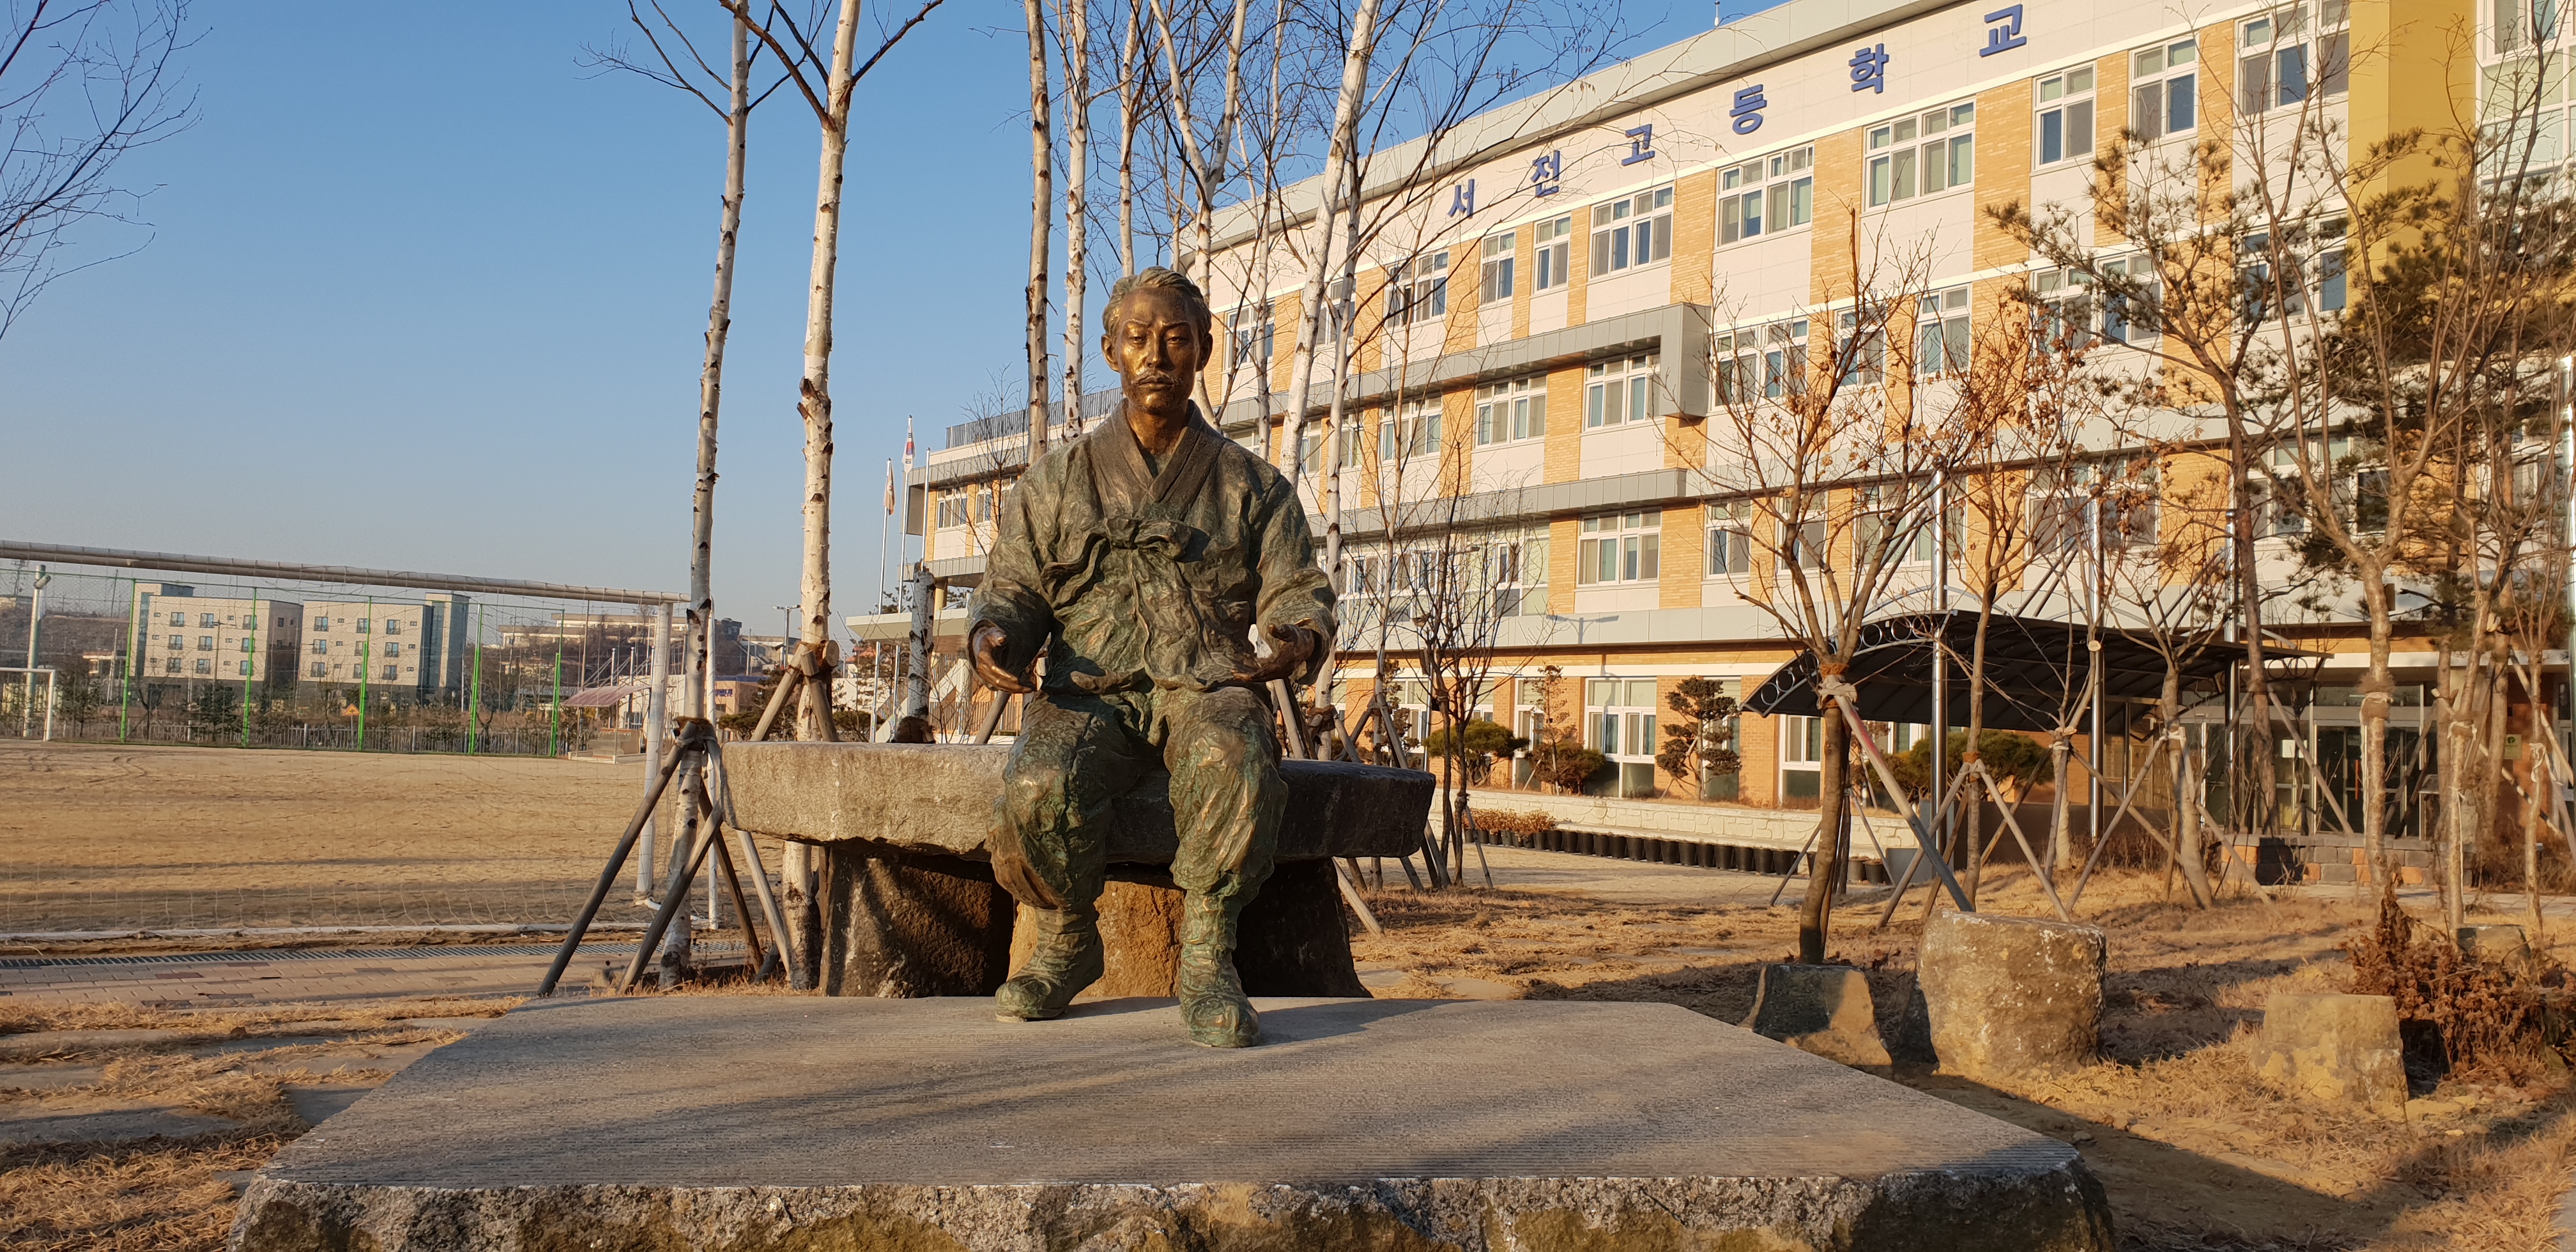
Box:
(2198, 24, 2235, 220)
(1974, 82, 2033, 272)
(1658, 504, 1701, 609)
(1440, 388, 1475, 496)
(1669, 168, 1719, 306)
(1565, 199, 1594, 325)
(1445, 244, 1478, 354)
(1547, 517, 1579, 615)
(1543, 364, 1584, 485)
(1268, 290, 1302, 397)
(1809, 127, 1864, 305)
(2093, 50, 2131, 248)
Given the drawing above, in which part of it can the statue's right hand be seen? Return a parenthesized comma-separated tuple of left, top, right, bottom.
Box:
(970, 623, 1036, 694)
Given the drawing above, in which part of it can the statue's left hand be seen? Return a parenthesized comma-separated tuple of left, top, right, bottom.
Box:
(1230, 623, 1318, 687)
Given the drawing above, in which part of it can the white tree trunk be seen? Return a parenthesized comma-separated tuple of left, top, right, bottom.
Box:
(1281, 0, 1381, 489)
(1059, 0, 1090, 432)
(1116, 0, 1141, 278)
(1025, 0, 1054, 458)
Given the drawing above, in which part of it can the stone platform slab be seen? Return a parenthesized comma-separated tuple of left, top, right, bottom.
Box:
(233, 996, 2110, 1251)
(725, 740, 1434, 862)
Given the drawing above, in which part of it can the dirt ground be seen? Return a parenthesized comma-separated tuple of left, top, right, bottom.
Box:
(8, 739, 2575, 1249)
(1353, 871, 2576, 1251)
(0, 741, 708, 933)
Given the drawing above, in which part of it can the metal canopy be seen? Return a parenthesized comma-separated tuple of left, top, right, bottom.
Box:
(0, 540, 684, 606)
(1743, 612, 2290, 734)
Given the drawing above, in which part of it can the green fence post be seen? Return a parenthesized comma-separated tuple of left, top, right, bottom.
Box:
(241, 590, 257, 747)
(550, 636, 563, 757)
(467, 600, 484, 756)
(119, 578, 137, 743)
(355, 595, 373, 751)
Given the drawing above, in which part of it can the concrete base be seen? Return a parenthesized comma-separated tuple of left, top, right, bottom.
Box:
(233, 997, 2112, 1251)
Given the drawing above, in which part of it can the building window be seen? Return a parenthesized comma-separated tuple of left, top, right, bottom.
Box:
(194, 658, 211, 675)
(310, 639, 327, 655)
(199, 613, 217, 628)
(2242, 5, 2349, 114)
(1915, 287, 1972, 376)
(166, 657, 181, 674)
(238, 660, 253, 677)
(167, 634, 183, 650)
(310, 662, 326, 678)
(1856, 484, 1937, 565)
(384, 641, 401, 658)
(1719, 146, 1815, 243)
(2494, 0, 2557, 53)
(1589, 187, 1672, 275)
(2037, 67, 2096, 166)
(1479, 234, 1515, 304)
(1390, 254, 1448, 326)
(1380, 397, 1441, 461)
(2032, 268, 2094, 349)
(356, 618, 371, 634)
(1867, 105, 1973, 206)
(1781, 714, 1823, 802)
(238, 636, 254, 652)
(2098, 256, 2163, 342)
(385, 620, 402, 636)
(1228, 302, 1274, 370)
(1715, 321, 1808, 403)
(1533, 215, 1574, 290)
(383, 665, 400, 681)
(1586, 678, 1661, 797)
(1474, 376, 1545, 445)
(197, 635, 213, 651)
(1784, 512, 1829, 569)
(167, 611, 185, 627)
(1584, 353, 1658, 428)
(1706, 501, 1752, 576)
(1836, 310, 1888, 386)
(312, 616, 329, 632)
(2130, 38, 2200, 141)
(1577, 511, 1660, 584)
(2239, 222, 2345, 319)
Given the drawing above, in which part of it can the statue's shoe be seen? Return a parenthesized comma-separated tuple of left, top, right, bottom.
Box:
(994, 906, 1103, 1022)
(1175, 889, 1260, 1047)
(1179, 974, 1261, 1048)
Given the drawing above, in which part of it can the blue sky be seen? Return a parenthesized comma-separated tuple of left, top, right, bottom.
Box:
(0, 0, 1748, 629)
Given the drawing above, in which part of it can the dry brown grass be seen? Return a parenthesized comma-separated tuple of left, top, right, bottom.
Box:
(0, 997, 521, 1251)
(1351, 866, 2576, 1251)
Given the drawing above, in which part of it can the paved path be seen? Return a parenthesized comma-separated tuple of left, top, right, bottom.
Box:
(0, 942, 678, 1007)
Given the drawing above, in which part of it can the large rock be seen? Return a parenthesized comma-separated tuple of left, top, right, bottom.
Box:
(233, 997, 2116, 1251)
(2255, 993, 2407, 1117)
(1008, 862, 1368, 998)
(1916, 912, 2106, 1080)
(725, 741, 1432, 863)
(1744, 964, 1893, 1069)
(2456, 924, 2530, 966)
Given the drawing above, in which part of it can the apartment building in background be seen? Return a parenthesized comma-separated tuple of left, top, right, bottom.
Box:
(297, 593, 470, 699)
(130, 584, 304, 692)
(903, 0, 2517, 856)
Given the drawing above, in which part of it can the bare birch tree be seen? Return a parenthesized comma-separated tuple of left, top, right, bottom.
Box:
(0, 0, 195, 342)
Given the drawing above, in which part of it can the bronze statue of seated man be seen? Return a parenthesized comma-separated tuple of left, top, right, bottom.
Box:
(969, 267, 1335, 1048)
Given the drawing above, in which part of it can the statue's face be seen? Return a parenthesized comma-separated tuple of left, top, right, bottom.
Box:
(1103, 286, 1209, 418)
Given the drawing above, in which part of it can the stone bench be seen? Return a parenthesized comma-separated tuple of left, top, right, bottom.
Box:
(726, 742, 1435, 1000)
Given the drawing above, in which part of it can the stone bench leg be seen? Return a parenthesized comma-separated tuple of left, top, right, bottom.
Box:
(818, 850, 1017, 997)
(820, 849, 1365, 1000)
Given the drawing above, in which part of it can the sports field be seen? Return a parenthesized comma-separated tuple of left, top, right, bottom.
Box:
(0, 742, 698, 935)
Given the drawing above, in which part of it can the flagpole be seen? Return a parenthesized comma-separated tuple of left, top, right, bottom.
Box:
(878, 457, 894, 614)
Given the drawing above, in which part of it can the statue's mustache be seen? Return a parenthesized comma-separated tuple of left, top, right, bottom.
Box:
(1128, 370, 1180, 385)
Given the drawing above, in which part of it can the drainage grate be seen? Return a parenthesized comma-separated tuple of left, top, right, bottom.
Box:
(0, 942, 760, 971)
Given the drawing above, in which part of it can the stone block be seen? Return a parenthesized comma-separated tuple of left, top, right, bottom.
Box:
(2457, 924, 2530, 966)
(2255, 993, 2407, 1117)
(1916, 912, 2106, 1080)
(1743, 964, 1892, 1069)
(725, 742, 1432, 863)
(233, 998, 2115, 1251)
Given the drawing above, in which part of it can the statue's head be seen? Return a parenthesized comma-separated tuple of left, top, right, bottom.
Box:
(1101, 266, 1214, 419)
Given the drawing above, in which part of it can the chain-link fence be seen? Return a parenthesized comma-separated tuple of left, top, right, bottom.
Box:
(0, 556, 751, 935)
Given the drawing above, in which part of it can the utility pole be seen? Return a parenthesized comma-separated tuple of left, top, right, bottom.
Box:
(20, 567, 46, 738)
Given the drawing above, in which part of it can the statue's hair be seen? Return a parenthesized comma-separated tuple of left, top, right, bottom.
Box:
(1105, 266, 1213, 337)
